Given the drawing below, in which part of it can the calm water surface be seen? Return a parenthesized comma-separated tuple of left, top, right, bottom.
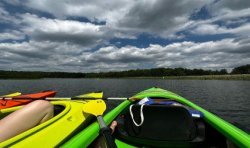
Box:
(0, 78, 249, 133)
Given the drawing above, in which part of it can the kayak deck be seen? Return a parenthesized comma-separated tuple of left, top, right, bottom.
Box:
(0, 100, 94, 147)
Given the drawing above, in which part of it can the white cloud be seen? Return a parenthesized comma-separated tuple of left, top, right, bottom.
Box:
(230, 23, 250, 37)
(6, 0, 211, 39)
(3, 0, 250, 40)
(189, 22, 250, 37)
(0, 38, 249, 72)
(1, 0, 250, 72)
(183, 6, 250, 37)
(0, 40, 88, 71)
(190, 24, 228, 35)
(0, 30, 25, 41)
(215, 8, 250, 22)
(15, 0, 132, 21)
(176, 1, 250, 38)
(19, 13, 108, 46)
(214, 0, 250, 11)
(80, 38, 250, 71)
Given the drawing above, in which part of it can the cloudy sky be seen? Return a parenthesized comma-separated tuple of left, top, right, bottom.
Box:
(0, 0, 250, 72)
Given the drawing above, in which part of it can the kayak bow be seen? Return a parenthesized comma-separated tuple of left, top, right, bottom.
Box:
(0, 91, 56, 109)
(62, 87, 250, 148)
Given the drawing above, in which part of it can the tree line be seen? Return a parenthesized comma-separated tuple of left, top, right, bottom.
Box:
(0, 64, 249, 79)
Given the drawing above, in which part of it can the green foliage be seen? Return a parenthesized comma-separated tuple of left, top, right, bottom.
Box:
(2, 65, 246, 79)
(0, 71, 86, 79)
(231, 64, 250, 74)
(84, 68, 229, 78)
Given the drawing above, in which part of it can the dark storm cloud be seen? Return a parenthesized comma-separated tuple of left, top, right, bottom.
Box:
(116, 0, 210, 38)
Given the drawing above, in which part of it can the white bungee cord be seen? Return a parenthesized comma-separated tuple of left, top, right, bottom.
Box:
(129, 104, 145, 127)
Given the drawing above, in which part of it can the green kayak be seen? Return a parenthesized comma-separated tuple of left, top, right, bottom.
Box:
(62, 87, 250, 148)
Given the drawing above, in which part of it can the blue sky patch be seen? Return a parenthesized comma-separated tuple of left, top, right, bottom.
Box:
(190, 6, 212, 20)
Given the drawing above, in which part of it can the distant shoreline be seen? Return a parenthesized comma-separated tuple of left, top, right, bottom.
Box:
(0, 74, 249, 80)
(161, 74, 250, 80)
(1, 65, 249, 80)
(120, 74, 250, 80)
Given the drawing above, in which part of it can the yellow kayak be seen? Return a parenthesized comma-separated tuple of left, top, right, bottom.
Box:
(0, 91, 103, 147)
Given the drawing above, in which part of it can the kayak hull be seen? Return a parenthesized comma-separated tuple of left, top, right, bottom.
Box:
(62, 87, 250, 148)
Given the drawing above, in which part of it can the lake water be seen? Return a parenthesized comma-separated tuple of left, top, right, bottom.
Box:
(0, 78, 249, 133)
